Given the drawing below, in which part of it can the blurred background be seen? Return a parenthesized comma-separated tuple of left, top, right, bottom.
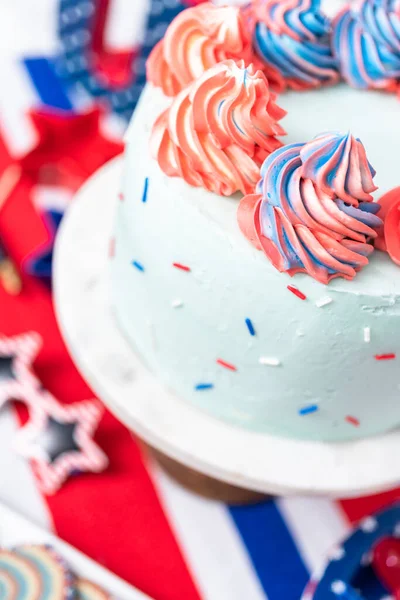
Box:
(0, 1, 399, 600)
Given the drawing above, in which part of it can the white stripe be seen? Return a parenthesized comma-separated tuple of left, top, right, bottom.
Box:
(104, 0, 149, 50)
(149, 462, 267, 600)
(32, 185, 73, 213)
(0, 406, 51, 531)
(322, 0, 347, 18)
(277, 496, 351, 573)
(0, 59, 38, 155)
(0, 0, 57, 57)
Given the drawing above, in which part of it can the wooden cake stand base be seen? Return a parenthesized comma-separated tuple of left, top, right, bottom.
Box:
(53, 158, 400, 502)
(143, 444, 268, 504)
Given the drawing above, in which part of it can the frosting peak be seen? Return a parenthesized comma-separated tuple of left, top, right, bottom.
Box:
(238, 132, 382, 284)
(252, 0, 339, 91)
(147, 3, 254, 97)
(151, 60, 286, 196)
(253, 0, 329, 42)
(299, 132, 378, 205)
(332, 0, 400, 90)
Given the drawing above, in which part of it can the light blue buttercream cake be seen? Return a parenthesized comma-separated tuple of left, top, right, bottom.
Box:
(111, 82, 400, 443)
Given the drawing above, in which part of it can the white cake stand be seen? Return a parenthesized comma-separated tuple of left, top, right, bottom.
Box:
(53, 157, 400, 499)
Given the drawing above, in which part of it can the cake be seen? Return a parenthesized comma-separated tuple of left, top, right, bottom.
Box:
(111, 0, 400, 442)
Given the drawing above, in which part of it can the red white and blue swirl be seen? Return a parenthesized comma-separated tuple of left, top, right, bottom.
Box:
(332, 0, 400, 90)
(238, 132, 383, 284)
(252, 0, 339, 91)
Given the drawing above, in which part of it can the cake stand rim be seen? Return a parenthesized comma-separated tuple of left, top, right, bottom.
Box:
(53, 156, 400, 498)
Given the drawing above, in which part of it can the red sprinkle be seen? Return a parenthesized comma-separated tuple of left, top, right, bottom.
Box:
(109, 238, 115, 258)
(375, 353, 396, 361)
(173, 263, 191, 272)
(287, 285, 307, 301)
(216, 359, 237, 372)
(345, 415, 360, 427)
(118, 192, 124, 201)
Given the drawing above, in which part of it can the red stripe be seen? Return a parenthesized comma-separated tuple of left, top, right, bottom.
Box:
(339, 488, 400, 524)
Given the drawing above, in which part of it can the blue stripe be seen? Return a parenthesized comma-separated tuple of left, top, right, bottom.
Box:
(24, 58, 73, 111)
(229, 501, 309, 599)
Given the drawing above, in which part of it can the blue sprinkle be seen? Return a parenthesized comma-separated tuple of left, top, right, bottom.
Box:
(142, 177, 149, 203)
(245, 318, 256, 336)
(195, 383, 214, 391)
(298, 404, 319, 416)
(132, 260, 145, 272)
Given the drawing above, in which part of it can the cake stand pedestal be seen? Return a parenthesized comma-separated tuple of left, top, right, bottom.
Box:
(53, 157, 400, 501)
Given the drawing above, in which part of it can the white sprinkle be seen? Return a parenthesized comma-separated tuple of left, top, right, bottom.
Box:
(363, 326, 371, 343)
(316, 296, 333, 308)
(296, 328, 305, 337)
(259, 356, 281, 367)
(172, 299, 183, 309)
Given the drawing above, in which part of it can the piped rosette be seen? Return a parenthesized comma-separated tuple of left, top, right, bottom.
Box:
(150, 59, 286, 196)
(238, 132, 383, 284)
(251, 0, 340, 92)
(147, 3, 256, 97)
(332, 0, 400, 91)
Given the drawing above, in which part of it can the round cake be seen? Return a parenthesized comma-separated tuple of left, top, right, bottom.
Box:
(111, 0, 400, 442)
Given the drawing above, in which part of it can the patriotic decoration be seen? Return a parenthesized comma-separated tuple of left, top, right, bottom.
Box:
(0, 545, 76, 600)
(0, 332, 108, 494)
(0, 544, 112, 599)
(373, 536, 400, 597)
(303, 503, 400, 599)
(7, 105, 123, 286)
(57, 0, 193, 121)
(27, 209, 63, 287)
(15, 392, 108, 495)
(0, 332, 42, 406)
(19, 107, 123, 191)
(0, 2, 399, 600)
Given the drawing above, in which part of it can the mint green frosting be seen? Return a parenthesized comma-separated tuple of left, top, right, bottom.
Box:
(111, 85, 400, 442)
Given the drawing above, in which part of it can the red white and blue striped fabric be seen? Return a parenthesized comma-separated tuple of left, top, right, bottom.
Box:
(0, 2, 399, 599)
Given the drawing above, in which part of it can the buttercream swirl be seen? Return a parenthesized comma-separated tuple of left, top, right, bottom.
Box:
(147, 3, 254, 97)
(332, 0, 400, 90)
(238, 132, 383, 284)
(150, 60, 286, 196)
(252, 0, 339, 92)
